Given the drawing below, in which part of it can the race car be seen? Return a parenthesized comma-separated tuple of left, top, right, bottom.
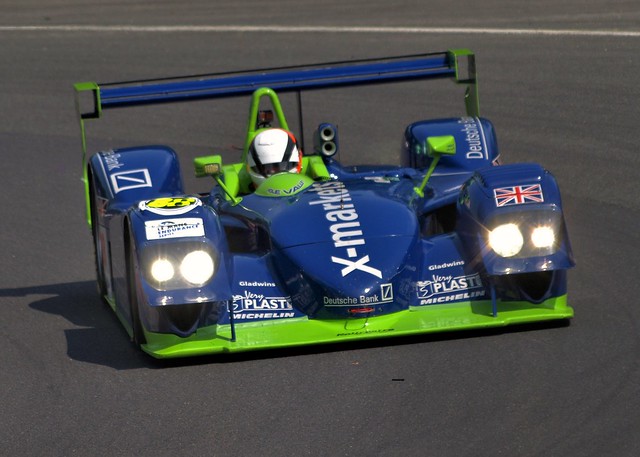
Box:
(74, 49, 574, 358)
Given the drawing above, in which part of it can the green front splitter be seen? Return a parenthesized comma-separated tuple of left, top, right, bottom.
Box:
(141, 295, 573, 358)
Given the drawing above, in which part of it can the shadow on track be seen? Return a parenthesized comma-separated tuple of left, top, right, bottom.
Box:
(2, 280, 571, 370)
(2, 281, 152, 370)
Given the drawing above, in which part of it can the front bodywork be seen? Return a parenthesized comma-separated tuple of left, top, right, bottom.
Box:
(76, 50, 574, 358)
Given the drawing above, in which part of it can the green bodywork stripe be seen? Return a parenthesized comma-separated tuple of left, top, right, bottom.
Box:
(304, 155, 330, 180)
(74, 81, 102, 228)
(242, 87, 290, 162)
(139, 295, 573, 358)
(215, 156, 330, 200)
(254, 173, 315, 197)
(448, 49, 480, 117)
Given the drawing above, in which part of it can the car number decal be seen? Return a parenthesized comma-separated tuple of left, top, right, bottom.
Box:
(139, 197, 202, 215)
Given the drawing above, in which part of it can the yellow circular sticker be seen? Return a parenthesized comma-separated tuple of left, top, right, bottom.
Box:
(139, 196, 202, 215)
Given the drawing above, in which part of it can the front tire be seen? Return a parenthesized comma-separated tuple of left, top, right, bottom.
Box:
(88, 171, 108, 300)
(126, 230, 147, 347)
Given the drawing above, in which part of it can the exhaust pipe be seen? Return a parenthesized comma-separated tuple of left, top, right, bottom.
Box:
(314, 123, 338, 157)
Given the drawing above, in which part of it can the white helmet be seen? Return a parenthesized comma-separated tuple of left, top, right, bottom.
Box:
(247, 128, 301, 186)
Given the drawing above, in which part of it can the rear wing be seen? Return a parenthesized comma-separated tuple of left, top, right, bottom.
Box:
(74, 48, 478, 151)
(76, 49, 477, 114)
(74, 49, 479, 218)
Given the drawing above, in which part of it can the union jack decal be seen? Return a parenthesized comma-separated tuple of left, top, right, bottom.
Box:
(493, 184, 544, 207)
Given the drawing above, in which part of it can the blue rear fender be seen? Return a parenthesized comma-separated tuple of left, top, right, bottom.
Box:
(402, 117, 499, 172)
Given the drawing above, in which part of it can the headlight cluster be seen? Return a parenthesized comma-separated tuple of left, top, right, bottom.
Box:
(141, 241, 217, 290)
(488, 223, 524, 257)
(487, 211, 561, 258)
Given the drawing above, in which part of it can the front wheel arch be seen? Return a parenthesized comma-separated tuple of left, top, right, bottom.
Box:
(125, 223, 147, 346)
(88, 166, 109, 300)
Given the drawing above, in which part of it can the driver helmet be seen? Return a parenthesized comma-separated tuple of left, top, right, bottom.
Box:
(247, 128, 301, 186)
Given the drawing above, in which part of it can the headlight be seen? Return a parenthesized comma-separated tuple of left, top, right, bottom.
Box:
(141, 241, 218, 290)
(531, 226, 555, 249)
(486, 210, 562, 259)
(150, 258, 175, 283)
(180, 250, 215, 285)
(489, 223, 524, 257)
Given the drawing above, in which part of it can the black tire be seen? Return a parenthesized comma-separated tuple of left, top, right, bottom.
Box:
(88, 171, 108, 300)
(126, 230, 147, 346)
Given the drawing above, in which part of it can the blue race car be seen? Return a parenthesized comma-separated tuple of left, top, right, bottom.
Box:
(74, 49, 574, 358)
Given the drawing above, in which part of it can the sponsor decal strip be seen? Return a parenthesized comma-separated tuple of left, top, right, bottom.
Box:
(416, 273, 485, 305)
(323, 283, 394, 307)
(144, 218, 204, 240)
(111, 168, 152, 193)
(239, 281, 276, 287)
(458, 117, 488, 160)
(308, 181, 382, 278)
(97, 151, 115, 198)
(99, 150, 154, 194)
(428, 260, 465, 271)
(266, 179, 306, 196)
(232, 291, 295, 320)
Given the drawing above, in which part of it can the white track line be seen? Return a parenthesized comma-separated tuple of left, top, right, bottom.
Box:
(0, 25, 638, 37)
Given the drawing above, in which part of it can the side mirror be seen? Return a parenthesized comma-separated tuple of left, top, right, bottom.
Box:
(194, 155, 223, 178)
(193, 154, 242, 205)
(427, 135, 456, 157)
(414, 135, 456, 197)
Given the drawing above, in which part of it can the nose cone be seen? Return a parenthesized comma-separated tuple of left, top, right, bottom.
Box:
(281, 234, 419, 316)
(268, 180, 421, 316)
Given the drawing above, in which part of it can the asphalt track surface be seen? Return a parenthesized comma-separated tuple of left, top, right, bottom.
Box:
(2, 2, 639, 456)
